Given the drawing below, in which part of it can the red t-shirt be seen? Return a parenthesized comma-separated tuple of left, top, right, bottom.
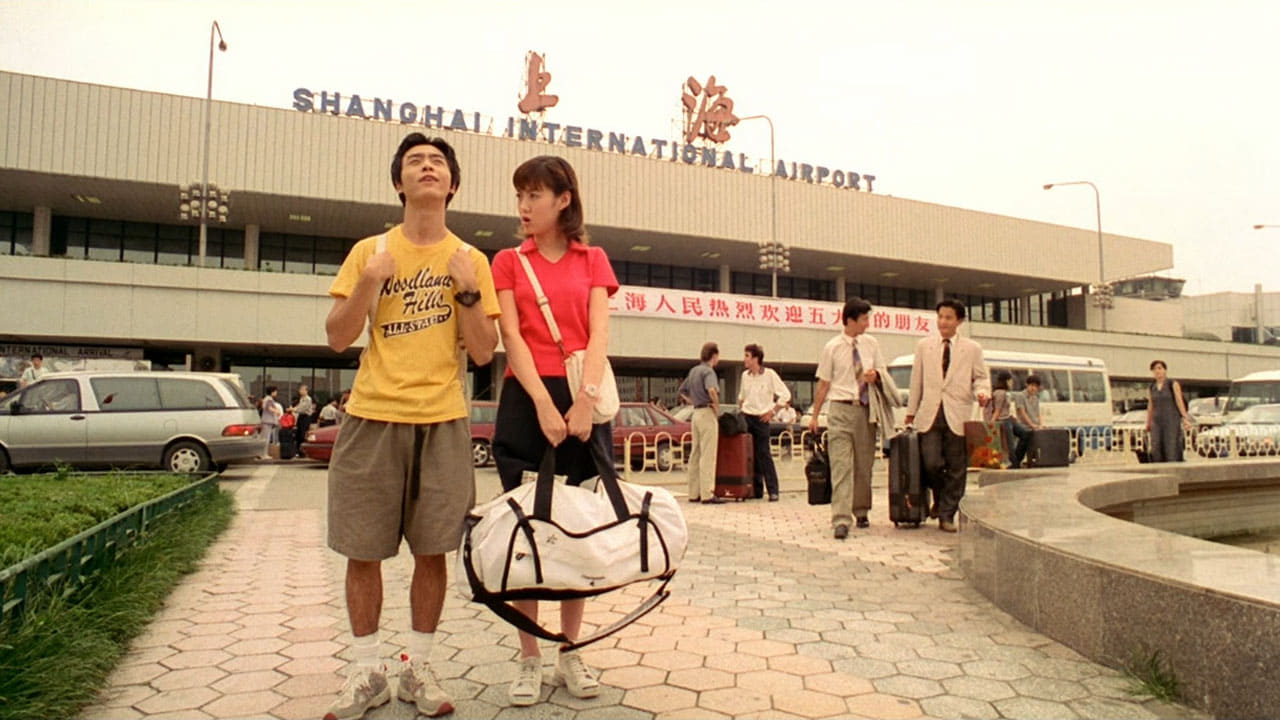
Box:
(492, 238, 619, 378)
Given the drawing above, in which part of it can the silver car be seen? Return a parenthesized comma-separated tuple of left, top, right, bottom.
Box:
(0, 371, 262, 473)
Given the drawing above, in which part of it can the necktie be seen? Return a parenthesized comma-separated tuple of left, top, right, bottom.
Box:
(942, 339, 951, 378)
(853, 344, 867, 405)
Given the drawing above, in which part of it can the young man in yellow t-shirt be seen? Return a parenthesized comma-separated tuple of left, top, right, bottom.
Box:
(322, 133, 500, 720)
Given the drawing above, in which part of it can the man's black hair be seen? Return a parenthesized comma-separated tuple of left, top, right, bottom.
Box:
(936, 298, 967, 320)
(842, 297, 872, 324)
(391, 133, 460, 206)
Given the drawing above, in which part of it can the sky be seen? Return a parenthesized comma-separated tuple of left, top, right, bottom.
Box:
(1, 0, 1277, 295)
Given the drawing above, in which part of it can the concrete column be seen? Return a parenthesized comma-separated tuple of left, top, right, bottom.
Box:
(835, 275, 846, 303)
(244, 224, 260, 269)
(935, 284, 946, 304)
(1257, 283, 1265, 344)
(32, 206, 52, 256)
(1020, 296, 1032, 325)
(718, 263, 732, 293)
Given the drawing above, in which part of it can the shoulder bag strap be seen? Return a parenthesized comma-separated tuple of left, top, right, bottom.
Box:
(516, 251, 569, 360)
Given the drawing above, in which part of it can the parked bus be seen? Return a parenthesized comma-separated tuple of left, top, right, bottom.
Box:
(887, 349, 1113, 454)
(1222, 370, 1280, 420)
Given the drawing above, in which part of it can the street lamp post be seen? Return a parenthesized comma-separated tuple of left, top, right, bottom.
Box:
(1253, 224, 1280, 230)
(1044, 180, 1107, 330)
(198, 21, 228, 267)
(740, 114, 786, 297)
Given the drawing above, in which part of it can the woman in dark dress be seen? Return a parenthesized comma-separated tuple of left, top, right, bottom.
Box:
(1145, 360, 1192, 462)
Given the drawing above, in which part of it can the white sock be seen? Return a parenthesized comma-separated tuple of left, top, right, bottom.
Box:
(408, 630, 434, 664)
(352, 631, 380, 669)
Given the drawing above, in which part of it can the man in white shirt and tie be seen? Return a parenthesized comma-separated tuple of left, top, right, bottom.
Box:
(904, 299, 991, 532)
(809, 298, 887, 539)
(738, 343, 791, 502)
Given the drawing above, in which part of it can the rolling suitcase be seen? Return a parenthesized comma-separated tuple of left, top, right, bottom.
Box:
(964, 420, 1007, 468)
(1026, 428, 1070, 467)
(888, 430, 928, 527)
(714, 433, 754, 500)
(805, 437, 832, 505)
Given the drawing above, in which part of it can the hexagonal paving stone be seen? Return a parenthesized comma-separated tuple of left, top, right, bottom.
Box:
(941, 675, 1018, 702)
(664, 667, 733, 692)
(738, 668, 805, 695)
(639, 650, 703, 672)
(598, 665, 667, 690)
(107, 663, 167, 686)
(617, 635, 678, 654)
(697, 687, 772, 716)
(845, 692, 925, 719)
(920, 694, 1001, 719)
(182, 621, 241, 637)
(803, 671, 875, 697)
(546, 684, 628, 712)
(873, 675, 945, 700)
(151, 666, 228, 691)
(159, 650, 232, 670)
(895, 658, 963, 680)
(831, 657, 898, 679)
(653, 708, 731, 720)
(674, 636, 735, 656)
(773, 688, 849, 718)
(580, 647, 640, 670)
(916, 645, 982, 664)
(1011, 674, 1092, 702)
(225, 637, 290, 656)
(705, 652, 767, 673)
(994, 695, 1081, 719)
(767, 653, 831, 676)
(737, 638, 795, 658)
(202, 689, 287, 717)
(230, 623, 290, 640)
(280, 640, 346, 660)
(134, 687, 219, 714)
(211, 669, 287, 694)
(961, 659, 1032, 681)
(1028, 657, 1102, 682)
(621, 685, 698, 714)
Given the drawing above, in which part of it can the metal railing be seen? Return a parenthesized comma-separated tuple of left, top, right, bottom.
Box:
(0, 472, 219, 630)
(1060, 426, 1280, 464)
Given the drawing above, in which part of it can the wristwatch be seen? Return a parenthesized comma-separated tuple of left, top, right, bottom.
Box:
(455, 289, 482, 307)
(583, 383, 600, 399)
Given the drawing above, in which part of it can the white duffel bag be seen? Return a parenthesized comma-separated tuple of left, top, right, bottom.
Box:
(458, 440, 688, 649)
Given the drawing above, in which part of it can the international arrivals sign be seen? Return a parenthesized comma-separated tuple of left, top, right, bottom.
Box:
(609, 286, 932, 336)
(290, 52, 877, 193)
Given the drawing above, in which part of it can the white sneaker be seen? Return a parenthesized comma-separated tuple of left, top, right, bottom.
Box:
(397, 658, 455, 717)
(555, 649, 600, 698)
(324, 664, 390, 720)
(508, 656, 542, 707)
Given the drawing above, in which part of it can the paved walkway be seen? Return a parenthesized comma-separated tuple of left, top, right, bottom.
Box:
(82, 459, 1207, 719)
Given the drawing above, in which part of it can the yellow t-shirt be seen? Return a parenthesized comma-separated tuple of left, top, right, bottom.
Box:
(329, 226, 500, 424)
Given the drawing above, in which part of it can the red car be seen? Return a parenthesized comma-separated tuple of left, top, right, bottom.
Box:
(300, 401, 499, 467)
(612, 402, 692, 471)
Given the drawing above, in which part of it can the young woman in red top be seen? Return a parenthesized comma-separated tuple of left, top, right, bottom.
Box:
(490, 155, 619, 706)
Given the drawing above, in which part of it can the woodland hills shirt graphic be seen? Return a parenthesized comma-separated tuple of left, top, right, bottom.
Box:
(377, 268, 455, 339)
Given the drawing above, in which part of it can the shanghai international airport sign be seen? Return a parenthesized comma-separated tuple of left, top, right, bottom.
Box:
(290, 53, 876, 193)
(610, 286, 932, 336)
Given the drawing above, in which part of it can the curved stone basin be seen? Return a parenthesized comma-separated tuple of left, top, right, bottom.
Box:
(959, 460, 1280, 720)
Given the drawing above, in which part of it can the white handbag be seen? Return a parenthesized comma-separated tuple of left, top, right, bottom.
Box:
(515, 251, 620, 424)
(458, 440, 688, 649)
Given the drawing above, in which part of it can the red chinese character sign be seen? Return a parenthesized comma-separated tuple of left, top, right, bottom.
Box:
(681, 75, 739, 144)
(518, 52, 559, 115)
(609, 286, 933, 336)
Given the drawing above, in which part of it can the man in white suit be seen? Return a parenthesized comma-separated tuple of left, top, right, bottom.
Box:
(904, 299, 991, 532)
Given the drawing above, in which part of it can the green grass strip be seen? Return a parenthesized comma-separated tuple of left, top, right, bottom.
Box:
(0, 470, 194, 567)
(0, 489, 235, 720)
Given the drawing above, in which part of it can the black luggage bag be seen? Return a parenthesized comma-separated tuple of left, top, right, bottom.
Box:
(805, 437, 832, 505)
(888, 430, 928, 527)
(1026, 428, 1071, 467)
(278, 427, 298, 460)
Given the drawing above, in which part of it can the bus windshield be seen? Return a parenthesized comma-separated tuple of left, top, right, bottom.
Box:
(1225, 380, 1280, 413)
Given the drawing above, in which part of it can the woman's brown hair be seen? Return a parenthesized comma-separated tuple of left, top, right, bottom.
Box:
(512, 155, 589, 243)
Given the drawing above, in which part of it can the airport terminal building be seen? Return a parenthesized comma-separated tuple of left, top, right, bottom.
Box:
(2, 70, 1278, 407)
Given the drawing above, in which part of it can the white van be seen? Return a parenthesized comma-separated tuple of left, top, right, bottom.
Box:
(1221, 370, 1280, 421)
(0, 371, 262, 473)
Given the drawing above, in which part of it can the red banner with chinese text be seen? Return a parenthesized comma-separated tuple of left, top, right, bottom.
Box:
(608, 286, 933, 336)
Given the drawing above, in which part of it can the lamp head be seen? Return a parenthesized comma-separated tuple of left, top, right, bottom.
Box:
(218, 40, 227, 51)
(1255, 225, 1265, 230)
(1042, 183, 1054, 190)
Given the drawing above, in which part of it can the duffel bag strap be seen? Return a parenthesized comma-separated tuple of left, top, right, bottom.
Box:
(532, 436, 630, 523)
(478, 577, 673, 651)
